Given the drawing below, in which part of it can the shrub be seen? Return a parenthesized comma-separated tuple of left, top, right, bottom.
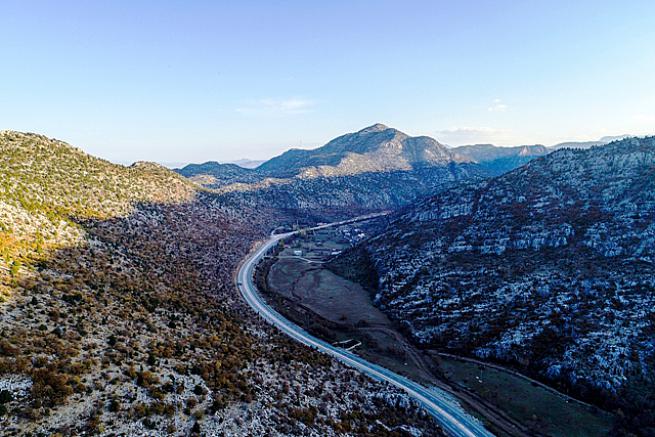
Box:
(0, 389, 12, 404)
(193, 384, 204, 396)
(31, 369, 73, 407)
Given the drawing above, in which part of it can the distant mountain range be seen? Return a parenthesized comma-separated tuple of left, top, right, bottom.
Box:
(176, 125, 637, 218)
(550, 135, 631, 150)
(332, 136, 655, 425)
(446, 135, 632, 174)
(176, 124, 492, 216)
(450, 144, 550, 175)
(179, 126, 631, 189)
(178, 123, 469, 185)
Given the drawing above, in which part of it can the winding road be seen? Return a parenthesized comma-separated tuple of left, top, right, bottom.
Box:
(236, 216, 494, 437)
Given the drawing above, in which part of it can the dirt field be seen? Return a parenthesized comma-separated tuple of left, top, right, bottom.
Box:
(269, 258, 390, 326)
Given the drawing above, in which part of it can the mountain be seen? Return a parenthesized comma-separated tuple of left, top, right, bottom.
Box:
(0, 131, 440, 435)
(450, 144, 550, 174)
(331, 137, 655, 430)
(176, 161, 261, 188)
(257, 123, 466, 178)
(179, 123, 473, 189)
(446, 135, 633, 175)
(451, 143, 549, 161)
(550, 135, 631, 150)
(178, 124, 491, 218)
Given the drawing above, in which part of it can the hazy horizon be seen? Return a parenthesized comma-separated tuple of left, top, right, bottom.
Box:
(2, 1, 654, 164)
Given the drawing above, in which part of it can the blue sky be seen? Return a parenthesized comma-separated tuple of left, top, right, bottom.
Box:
(2, 1, 654, 165)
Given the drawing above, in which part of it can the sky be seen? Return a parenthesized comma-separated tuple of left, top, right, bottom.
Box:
(2, 0, 655, 165)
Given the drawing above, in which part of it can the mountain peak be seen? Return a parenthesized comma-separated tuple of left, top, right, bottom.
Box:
(255, 124, 461, 178)
(358, 123, 391, 133)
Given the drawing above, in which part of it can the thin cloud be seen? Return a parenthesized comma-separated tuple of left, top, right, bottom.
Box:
(488, 99, 508, 112)
(237, 97, 315, 115)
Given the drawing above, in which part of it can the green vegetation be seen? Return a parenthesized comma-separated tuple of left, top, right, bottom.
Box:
(438, 356, 615, 437)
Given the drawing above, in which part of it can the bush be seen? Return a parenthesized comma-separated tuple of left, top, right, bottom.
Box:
(31, 369, 73, 407)
(193, 384, 204, 396)
(108, 398, 121, 412)
(0, 389, 12, 404)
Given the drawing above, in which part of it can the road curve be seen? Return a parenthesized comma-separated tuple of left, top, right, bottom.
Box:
(236, 216, 494, 437)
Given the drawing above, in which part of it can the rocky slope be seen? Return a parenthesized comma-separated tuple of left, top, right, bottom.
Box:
(0, 131, 441, 436)
(333, 137, 655, 433)
(215, 164, 483, 220)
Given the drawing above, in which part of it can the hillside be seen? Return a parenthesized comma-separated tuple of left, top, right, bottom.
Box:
(215, 163, 483, 220)
(0, 131, 441, 436)
(332, 137, 655, 433)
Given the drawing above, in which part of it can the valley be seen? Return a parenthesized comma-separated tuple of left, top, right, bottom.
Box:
(0, 132, 444, 436)
(1, 128, 652, 436)
(5, 3, 654, 436)
(256, 223, 615, 437)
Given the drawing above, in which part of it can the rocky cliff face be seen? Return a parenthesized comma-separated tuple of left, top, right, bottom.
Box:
(338, 137, 655, 420)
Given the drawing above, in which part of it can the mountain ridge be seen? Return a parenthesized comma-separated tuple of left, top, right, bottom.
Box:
(331, 136, 655, 430)
(174, 124, 489, 217)
(256, 123, 466, 179)
(179, 127, 635, 192)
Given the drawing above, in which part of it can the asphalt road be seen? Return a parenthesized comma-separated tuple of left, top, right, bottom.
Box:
(236, 217, 494, 437)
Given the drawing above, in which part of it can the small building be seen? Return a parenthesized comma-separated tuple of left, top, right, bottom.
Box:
(293, 250, 303, 256)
